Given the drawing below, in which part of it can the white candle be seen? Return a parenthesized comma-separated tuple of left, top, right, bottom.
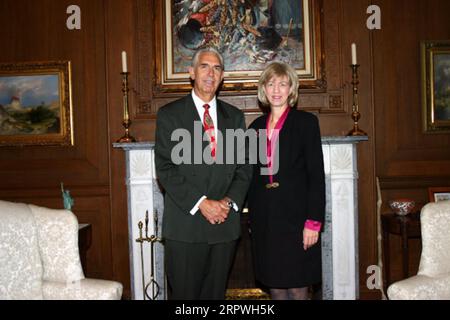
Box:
(121, 51, 128, 73)
(351, 43, 357, 65)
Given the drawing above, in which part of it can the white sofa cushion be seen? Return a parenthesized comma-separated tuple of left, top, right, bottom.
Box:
(42, 279, 123, 300)
(0, 200, 43, 299)
(0, 200, 122, 300)
(29, 204, 85, 283)
(387, 201, 450, 300)
(418, 201, 450, 277)
(387, 274, 450, 300)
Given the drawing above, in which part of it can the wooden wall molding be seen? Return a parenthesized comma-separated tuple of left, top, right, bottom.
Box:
(134, 0, 155, 119)
(379, 176, 450, 190)
(134, 90, 347, 119)
(0, 185, 110, 199)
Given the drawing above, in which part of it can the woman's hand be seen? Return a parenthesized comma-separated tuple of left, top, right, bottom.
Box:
(303, 228, 319, 250)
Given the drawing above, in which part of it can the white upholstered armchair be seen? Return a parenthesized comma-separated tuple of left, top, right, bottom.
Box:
(387, 200, 450, 300)
(0, 200, 123, 300)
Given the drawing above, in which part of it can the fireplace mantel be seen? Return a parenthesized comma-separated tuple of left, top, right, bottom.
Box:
(114, 135, 368, 300)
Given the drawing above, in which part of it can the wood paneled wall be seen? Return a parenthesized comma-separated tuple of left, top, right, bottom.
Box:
(0, 0, 113, 281)
(1, 0, 448, 299)
(373, 0, 450, 282)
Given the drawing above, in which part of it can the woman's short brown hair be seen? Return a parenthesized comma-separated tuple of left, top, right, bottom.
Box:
(257, 62, 299, 108)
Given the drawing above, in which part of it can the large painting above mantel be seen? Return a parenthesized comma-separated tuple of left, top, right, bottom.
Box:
(135, 0, 347, 118)
(153, 0, 325, 93)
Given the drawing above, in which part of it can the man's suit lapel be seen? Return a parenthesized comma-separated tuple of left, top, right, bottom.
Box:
(209, 101, 231, 190)
(181, 94, 221, 191)
(182, 94, 201, 133)
(182, 95, 209, 161)
(180, 96, 231, 196)
(216, 100, 231, 165)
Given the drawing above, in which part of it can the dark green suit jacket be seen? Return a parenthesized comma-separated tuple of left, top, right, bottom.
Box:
(155, 94, 252, 244)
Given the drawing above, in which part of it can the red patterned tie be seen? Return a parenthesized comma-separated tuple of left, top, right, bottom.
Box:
(203, 104, 216, 159)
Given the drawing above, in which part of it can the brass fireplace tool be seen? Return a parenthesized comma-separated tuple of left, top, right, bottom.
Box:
(136, 210, 162, 300)
(116, 71, 136, 142)
(347, 64, 367, 136)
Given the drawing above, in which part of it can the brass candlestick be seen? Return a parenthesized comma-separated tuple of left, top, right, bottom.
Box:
(347, 64, 367, 136)
(117, 72, 136, 142)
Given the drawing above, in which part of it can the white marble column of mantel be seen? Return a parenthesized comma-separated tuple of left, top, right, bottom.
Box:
(113, 142, 165, 300)
(321, 136, 368, 300)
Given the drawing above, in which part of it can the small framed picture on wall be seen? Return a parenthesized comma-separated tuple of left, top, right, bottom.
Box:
(428, 187, 450, 202)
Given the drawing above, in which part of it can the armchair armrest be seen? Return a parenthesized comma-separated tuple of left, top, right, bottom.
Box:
(42, 278, 123, 300)
(387, 274, 450, 300)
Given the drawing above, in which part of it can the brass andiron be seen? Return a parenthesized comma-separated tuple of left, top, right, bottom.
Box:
(136, 210, 162, 300)
(116, 71, 136, 142)
(347, 64, 367, 136)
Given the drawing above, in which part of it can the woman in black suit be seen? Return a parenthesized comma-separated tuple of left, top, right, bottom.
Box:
(248, 62, 325, 300)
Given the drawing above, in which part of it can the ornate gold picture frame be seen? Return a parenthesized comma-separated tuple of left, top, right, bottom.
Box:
(421, 41, 450, 133)
(153, 0, 324, 94)
(0, 61, 73, 146)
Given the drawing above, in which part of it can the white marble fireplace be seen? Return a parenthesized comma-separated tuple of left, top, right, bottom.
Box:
(320, 136, 368, 299)
(114, 135, 367, 300)
(113, 142, 165, 300)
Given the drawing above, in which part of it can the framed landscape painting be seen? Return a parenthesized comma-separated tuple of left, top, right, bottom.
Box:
(153, 0, 324, 93)
(0, 61, 73, 146)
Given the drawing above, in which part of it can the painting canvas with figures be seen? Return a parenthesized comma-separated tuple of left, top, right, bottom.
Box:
(170, 0, 307, 76)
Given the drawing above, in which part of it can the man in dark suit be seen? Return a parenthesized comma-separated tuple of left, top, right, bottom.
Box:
(155, 48, 252, 300)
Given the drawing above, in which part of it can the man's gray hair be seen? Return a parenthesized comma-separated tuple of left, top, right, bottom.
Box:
(191, 48, 224, 70)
